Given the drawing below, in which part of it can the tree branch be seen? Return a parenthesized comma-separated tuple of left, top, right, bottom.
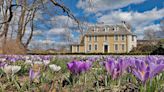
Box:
(49, 0, 79, 24)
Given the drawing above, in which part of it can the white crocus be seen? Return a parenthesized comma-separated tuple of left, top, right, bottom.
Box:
(11, 65, 21, 74)
(43, 60, 50, 66)
(49, 64, 61, 72)
(25, 60, 33, 65)
(1, 65, 21, 75)
(1, 65, 12, 74)
(32, 61, 43, 66)
(0, 58, 6, 62)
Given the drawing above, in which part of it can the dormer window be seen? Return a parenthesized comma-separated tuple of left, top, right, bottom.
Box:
(113, 27, 119, 31)
(96, 28, 99, 31)
(116, 27, 119, 31)
(104, 27, 107, 32)
(107, 27, 110, 31)
(112, 28, 115, 31)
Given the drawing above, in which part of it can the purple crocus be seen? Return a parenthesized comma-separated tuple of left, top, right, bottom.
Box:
(132, 60, 164, 84)
(67, 60, 92, 75)
(29, 68, 40, 83)
(0, 62, 7, 68)
(104, 58, 129, 80)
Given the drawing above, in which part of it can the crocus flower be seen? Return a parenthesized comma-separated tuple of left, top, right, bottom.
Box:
(29, 68, 40, 83)
(25, 60, 33, 65)
(0, 58, 6, 62)
(67, 60, 92, 75)
(32, 61, 43, 66)
(0, 62, 7, 68)
(43, 60, 50, 66)
(132, 60, 164, 84)
(1, 65, 21, 75)
(49, 64, 61, 72)
(104, 58, 129, 80)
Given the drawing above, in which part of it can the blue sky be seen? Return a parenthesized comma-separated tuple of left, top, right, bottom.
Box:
(30, 0, 164, 49)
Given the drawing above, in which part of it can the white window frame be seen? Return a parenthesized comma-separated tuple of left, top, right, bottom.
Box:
(96, 28, 99, 31)
(116, 27, 119, 31)
(94, 44, 98, 51)
(107, 27, 110, 31)
(122, 35, 125, 41)
(121, 44, 125, 51)
(88, 36, 92, 42)
(132, 36, 134, 41)
(104, 27, 107, 32)
(88, 44, 92, 51)
(77, 45, 79, 52)
(114, 44, 118, 52)
(103, 43, 109, 53)
(114, 35, 118, 41)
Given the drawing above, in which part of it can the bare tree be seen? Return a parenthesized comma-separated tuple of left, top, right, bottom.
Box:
(0, 0, 80, 54)
(144, 28, 156, 40)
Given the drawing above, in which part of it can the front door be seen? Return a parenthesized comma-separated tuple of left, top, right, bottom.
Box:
(104, 45, 108, 53)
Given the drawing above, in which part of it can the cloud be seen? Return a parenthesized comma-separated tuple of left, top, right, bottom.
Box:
(29, 15, 81, 49)
(96, 8, 164, 39)
(48, 28, 66, 35)
(97, 8, 164, 26)
(50, 15, 77, 28)
(135, 24, 163, 39)
(135, 24, 164, 39)
(77, 0, 146, 13)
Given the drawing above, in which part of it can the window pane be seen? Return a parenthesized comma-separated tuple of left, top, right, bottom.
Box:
(114, 35, 118, 41)
(77, 46, 79, 52)
(95, 44, 97, 50)
(115, 44, 118, 51)
(89, 45, 92, 51)
(122, 35, 124, 40)
(132, 36, 134, 41)
(122, 44, 124, 51)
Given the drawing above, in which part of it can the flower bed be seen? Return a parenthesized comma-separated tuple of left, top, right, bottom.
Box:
(0, 55, 164, 92)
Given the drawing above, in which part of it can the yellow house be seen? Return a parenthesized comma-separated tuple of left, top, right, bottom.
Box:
(0, 48, 2, 54)
(70, 23, 137, 53)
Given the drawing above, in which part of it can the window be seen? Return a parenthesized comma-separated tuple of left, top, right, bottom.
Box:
(114, 44, 118, 51)
(132, 36, 134, 41)
(96, 28, 99, 31)
(114, 35, 118, 41)
(94, 44, 98, 50)
(104, 35, 108, 41)
(112, 28, 115, 31)
(89, 44, 92, 51)
(89, 36, 91, 41)
(107, 27, 110, 31)
(104, 27, 107, 32)
(114, 27, 119, 31)
(122, 35, 125, 41)
(121, 44, 125, 51)
(77, 45, 79, 52)
(116, 27, 119, 31)
(94, 36, 97, 42)
(93, 27, 96, 31)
